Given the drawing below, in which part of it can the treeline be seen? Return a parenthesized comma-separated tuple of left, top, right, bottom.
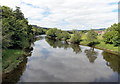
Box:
(46, 23, 120, 48)
(1, 6, 44, 49)
(1, 5, 119, 51)
(46, 28, 71, 41)
(46, 28, 98, 45)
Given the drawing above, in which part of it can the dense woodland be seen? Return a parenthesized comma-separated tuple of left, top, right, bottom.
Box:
(1, 6, 46, 72)
(1, 6, 45, 49)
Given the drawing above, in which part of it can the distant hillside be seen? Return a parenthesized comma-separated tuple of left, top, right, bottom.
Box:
(32, 25, 49, 29)
(93, 28, 106, 31)
(32, 25, 106, 31)
(66, 28, 106, 32)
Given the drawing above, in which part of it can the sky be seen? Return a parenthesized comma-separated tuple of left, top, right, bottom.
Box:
(0, 0, 119, 30)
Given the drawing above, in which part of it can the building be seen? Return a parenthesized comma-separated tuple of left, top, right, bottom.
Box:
(95, 30, 106, 35)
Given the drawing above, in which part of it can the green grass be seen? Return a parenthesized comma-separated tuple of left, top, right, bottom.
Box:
(81, 34, 87, 40)
(80, 34, 119, 55)
(97, 35, 103, 41)
(2, 49, 24, 73)
(80, 40, 119, 55)
(96, 41, 118, 52)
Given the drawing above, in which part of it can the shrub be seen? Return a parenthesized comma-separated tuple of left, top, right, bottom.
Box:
(70, 32, 81, 43)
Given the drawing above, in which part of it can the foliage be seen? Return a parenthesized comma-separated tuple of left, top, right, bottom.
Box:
(86, 30, 98, 42)
(103, 23, 120, 46)
(103, 31, 117, 44)
(107, 23, 120, 31)
(70, 31, 82, 43)
(46, 28, 71, 41)
(45, 38, 82, 54)
(32, 26, 47, 35)
(70, 44, 82, 54)
(61, 31, 71, 41)
(1, 6, 37, 49)
(102, 51, 120, 74)
(46, 28, 58, 37)
(84, 48, 97, 63)
(2, 49, 24, 72)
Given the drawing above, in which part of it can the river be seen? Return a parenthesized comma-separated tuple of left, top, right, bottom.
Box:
(2, 35, 120, 83)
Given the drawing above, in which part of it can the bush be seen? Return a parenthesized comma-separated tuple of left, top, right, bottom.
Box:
(103, 31, 117, 44)
(1, 6, 34, 49)
(70, 32, 81, 43)
(86, 30, 98, 42)
(61, 31, 71, 41)
(46, 28, 70, 41)
(46, 28, 59, 38)
(103, 23, 120, 46)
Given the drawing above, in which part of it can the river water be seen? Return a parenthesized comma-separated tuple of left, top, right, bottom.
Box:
(2, 35, 120, 83)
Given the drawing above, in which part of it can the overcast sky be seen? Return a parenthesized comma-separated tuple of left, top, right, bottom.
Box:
(0, 0, 119, 30)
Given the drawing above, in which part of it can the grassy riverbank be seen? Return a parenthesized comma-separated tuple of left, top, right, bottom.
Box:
(2, 49, 25, 73)
(80, 35, 119, 55)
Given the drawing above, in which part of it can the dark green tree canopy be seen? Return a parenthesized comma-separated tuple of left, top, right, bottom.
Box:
(86, 30, 98, 42)
(1, 6, 37, 49)
(103, 23, 120, 46)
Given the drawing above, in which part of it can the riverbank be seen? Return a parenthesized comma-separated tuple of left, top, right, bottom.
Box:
(3, 36, 120, 82)
(2, 49, 26, 73)
(80, 40, 120, 55)
(46, 35, 120, 56)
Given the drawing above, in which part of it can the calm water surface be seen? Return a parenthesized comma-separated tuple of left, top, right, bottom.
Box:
(3, 35, 120, 83)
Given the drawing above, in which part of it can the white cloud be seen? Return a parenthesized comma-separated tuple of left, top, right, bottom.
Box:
(0, 0, 119, 30)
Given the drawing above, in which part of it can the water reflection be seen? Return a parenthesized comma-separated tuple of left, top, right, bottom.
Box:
(2, 36, 120, 82)
(84, 47, 98, 63)
(102, 51, 120, 74)
(2, 37, 37, 83)
(70, 44, 82, 54)
(45, 37, 82, 54)
(45, 37, 69, 49)
(2, 58, 28, 84)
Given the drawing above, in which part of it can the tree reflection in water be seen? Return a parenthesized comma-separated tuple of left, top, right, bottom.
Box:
(2, 58, 28, 84)
(84, 47, 98, 63)
(45, 37, 82, 54)
(102, 51, 120, 74)
(70, 44, 82, 54)
(2, 37, 37, 84)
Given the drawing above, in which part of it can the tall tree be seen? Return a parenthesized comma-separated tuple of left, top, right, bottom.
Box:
(86, 30, 98, 45)
(103, 23, 120, 46)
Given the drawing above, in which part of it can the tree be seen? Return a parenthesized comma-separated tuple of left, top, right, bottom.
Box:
(1, 6, 36, 49)
(61, 31, 71, 41)
(86, 30, 98, 46)
(103, 23, 120, 46)
(107, 23, 120, 32)
(46, 28, 70, 41)
(103, 31, 117, 44)
(14, 6, 24, 20)
(46, 28, 58, 38)
(70, 31, 82, 43)
(1, 6, 14, 48)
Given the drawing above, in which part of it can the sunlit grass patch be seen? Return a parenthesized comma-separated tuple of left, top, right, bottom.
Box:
(96, 42, 118, 52)
(2, 49, 24, 73)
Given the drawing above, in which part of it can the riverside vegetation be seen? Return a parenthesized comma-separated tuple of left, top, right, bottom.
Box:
(46, 23, 120, 54)
(1, 6, 46, 73)
(1, 6, 120, 73)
